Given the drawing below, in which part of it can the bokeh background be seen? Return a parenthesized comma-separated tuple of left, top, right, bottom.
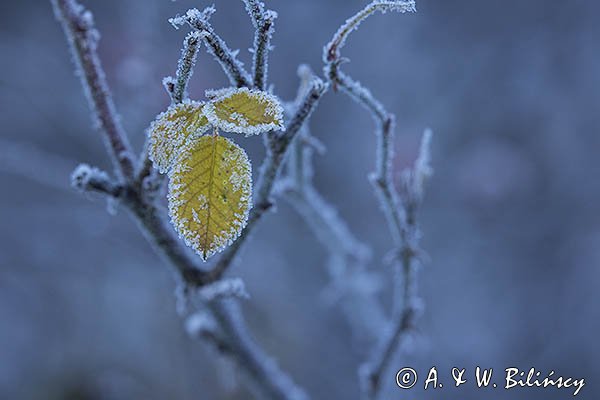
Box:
(1, 0, 598, 399)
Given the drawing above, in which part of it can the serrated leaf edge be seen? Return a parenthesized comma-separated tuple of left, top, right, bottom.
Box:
(167, 135, 253, 260)
(147, 100, 210, 174)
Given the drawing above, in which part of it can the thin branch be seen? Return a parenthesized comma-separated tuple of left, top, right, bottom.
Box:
(243, 0, 277, 90)
(136, 30, 202, 188)
(324, 3, 428, 399)
(118, 186, 309, 400)
(171, 7, 252, 88)
(205, 76, 328, 283)
(359, 130, 432, 399)
(323, 0, 418, 276)
(51, 0, 135, 181)
(185, 302, 307, 400)
(276, 66, 386, 340)
(329, 69, 405, 248)
(172, 31, 202, 104)
(253, 11, 276, 90)
(281, 133, 388, 340)
(53, 2, 311, 397)
(63, 69, 323, 400)
(324, 0, 416, 64)
(242, 0, 265, 27)
(209, 300, 309, 400)
(71, 163, 122, 197)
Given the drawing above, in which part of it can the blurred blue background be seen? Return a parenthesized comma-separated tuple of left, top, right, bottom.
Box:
(1, 0, 598, 399)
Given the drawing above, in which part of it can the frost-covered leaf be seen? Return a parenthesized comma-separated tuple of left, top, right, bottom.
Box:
(168, 135, 252, 260)
(203, 87, 284, 136)
(148, 101, 209, 173)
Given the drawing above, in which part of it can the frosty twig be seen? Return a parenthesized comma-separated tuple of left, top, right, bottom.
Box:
(171, 7, 252, 88)
(205, 76, 328, 283)
(278, 66, 387, 340)
(324, 2, 429, 399)
(359, 131, 432, 399)
(52, 1, 311, 398)
(136, 30, 202, 190)
(172, 31, 202, 104)
(51, 0, 430, 398)
(51, 0, 135, 181)
(243, 0, 277, 90)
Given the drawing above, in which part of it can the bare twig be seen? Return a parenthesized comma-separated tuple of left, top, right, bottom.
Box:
(185, 302, 307, 400)
(242, 0, 266, 27)
(113, 163, 310, 400)
(51, 0, 135, 181)
(205, 76, 328, 282)
(323, 2, 429, 399)
(71, 164, 122, 197)
(359, 130, 432, 399)
(172, 31, 203, 104)
(324, 0, 416, 65)
(243, 0, 277, 90)
(170, 7, 252, 88)
(135, 30, 202, 189)
(327, 69, 404, 244)
(277, 66, 386, 340)
(53, 2, 311, 398)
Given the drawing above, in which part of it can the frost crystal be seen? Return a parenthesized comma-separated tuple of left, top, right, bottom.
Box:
(198, 278, 249, 301)
(172, 6, 251, 88)
(185, 311, 217, 337)
(325, 0, 416, 62)
(70, 163, 108, 192)
(168, 135, 253, 260)
(147, 100, 209, 173)
(203, 87, 284, 136)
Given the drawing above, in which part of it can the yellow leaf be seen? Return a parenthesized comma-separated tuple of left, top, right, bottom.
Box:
(204, 87, 284, 136)
(148, 101, 209, 173)
(168, 135, 252, 260)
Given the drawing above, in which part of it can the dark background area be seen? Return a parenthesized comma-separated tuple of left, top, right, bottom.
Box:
(1, 0, 598, 399)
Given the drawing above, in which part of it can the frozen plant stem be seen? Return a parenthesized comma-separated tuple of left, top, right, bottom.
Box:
(324, 0, 416, 65)
(51, 0, 430, 398)
(205, 77, 328, 282)
(171, 7, 252, 88)
(52, 1, 315, 399)
(278, 66, 387, 340)
(242, 0, 277, 90)
(324, 2, 429, 399)
(136, 30, 202, 188)
(51, 0, 135, 181)
(172, 31, 202, 104)
(359, 131, 432, 400)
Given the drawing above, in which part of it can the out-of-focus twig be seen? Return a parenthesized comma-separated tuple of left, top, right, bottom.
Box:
(359, 130, 432, 399)
(52, 1, 314, 399)
(323, 2, 430, 399)
(205, 77, 328, 283)
(277, 66, 387, 341)
(51, 0, 136, 181)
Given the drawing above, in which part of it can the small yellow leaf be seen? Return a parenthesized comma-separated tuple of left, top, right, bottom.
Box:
(148, 101, 209, 173)
(168, 135, 252, 260)
(204, 87, 284, 136)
